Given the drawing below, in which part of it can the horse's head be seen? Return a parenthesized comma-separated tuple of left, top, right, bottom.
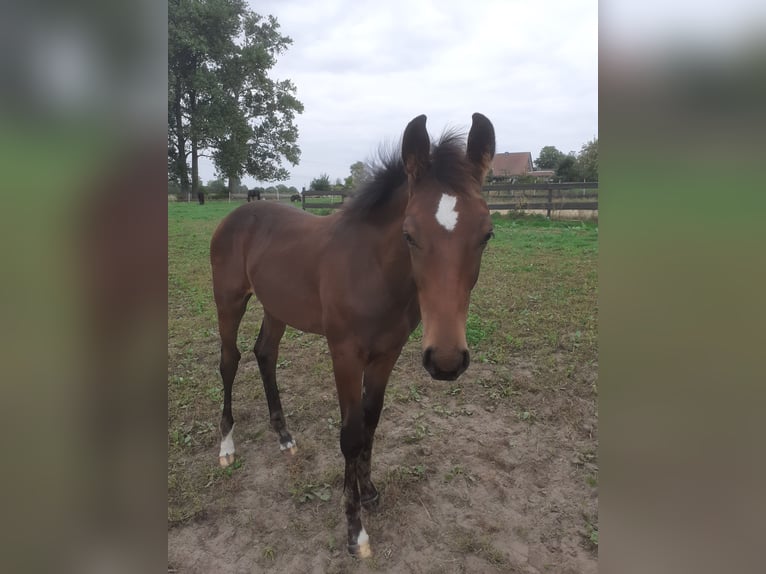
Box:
(401, 113, 495, 381)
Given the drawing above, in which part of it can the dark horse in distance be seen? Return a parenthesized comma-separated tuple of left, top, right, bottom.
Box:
(210, 113, 496, 558)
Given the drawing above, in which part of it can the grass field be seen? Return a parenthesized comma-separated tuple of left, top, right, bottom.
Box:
(168, 200, 598, 573)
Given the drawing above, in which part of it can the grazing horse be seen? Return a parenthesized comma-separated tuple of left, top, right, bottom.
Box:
(210, 113, 496, 558)
(290, 193, 301, 203)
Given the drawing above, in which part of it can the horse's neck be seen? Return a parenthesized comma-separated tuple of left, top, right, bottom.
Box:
(336, 188, 414, 288)
(370, 198, 416, 294)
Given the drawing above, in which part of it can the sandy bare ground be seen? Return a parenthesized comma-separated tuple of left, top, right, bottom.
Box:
(168, 334, 597, 574)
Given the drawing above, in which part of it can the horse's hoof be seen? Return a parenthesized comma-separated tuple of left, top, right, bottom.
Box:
(361, 492, 380, 512)
(348, 542, 372, 559)
(219, 453, 235, 467)
(348, 527, 371, 558)
(280, 439, 298, 455)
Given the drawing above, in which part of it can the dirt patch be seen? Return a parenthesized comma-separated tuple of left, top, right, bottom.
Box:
(168, 336, 597, 573)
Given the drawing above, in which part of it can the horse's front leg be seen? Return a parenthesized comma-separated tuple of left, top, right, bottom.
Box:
(358, 350, 401, 511)
(328, 340, 370, 558)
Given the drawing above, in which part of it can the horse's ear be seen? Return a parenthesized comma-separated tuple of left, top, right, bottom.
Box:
(466, 113, 495, 183)
(402, 114, 431, 181)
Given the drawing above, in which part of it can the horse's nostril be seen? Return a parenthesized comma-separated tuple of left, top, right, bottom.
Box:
(422, 347, 470, 381)
(422, 347, 434, 369)
(461, 350, 470, 371)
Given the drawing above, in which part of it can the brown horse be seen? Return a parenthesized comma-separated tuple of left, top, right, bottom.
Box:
(210, 113, 496, 558)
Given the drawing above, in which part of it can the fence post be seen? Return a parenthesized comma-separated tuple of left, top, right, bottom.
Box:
(301, 189, 306, 210)
(546, 188, 552, 218)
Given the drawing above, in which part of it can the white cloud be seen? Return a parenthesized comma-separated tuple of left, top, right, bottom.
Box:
(200, 0, 598, 190)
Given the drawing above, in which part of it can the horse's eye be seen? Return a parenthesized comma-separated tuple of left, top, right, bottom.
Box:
(481, 231, 494, 246)
(403, 232, 417, 247)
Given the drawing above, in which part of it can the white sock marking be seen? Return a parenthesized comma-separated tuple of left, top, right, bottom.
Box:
(358, 527, 369, 546)
(279, 438, 296, 451)
(219, 426, 235, 457)
(435, 194, 458, 231)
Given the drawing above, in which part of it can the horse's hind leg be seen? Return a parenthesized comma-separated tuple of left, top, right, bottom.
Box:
(215, 292, 250, 467)
(254, 312, 296, 453)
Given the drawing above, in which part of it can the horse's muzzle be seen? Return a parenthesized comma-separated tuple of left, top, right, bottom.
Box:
(422, 347, 470, 381)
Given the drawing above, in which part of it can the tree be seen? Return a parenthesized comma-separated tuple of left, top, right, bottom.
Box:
(206, 178, 227, 195)
(169, 0, 244, 195)
(555, 155, 582, 182)
(578, 138, 598, 181)
(349, 161, 373, 188)
(310, 173, 331, 191)
(168, 0, 303, 195)
(534, 146, 565, 170)
(209, 13, 303, 189)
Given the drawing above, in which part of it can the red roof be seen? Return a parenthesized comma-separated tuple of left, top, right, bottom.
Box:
(491, 152, 533, 177)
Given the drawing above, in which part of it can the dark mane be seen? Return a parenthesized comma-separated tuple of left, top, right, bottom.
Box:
(342, 145, 406, 219)
(342, 129, 471, 220)
(430, 128, 472, 192)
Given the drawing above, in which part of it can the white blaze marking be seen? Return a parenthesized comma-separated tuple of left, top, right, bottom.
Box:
(435, 193, 458, 231)
(219, 426, 235, 458)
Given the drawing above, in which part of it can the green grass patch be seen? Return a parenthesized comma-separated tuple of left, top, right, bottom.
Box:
(168, 204, 598, 523)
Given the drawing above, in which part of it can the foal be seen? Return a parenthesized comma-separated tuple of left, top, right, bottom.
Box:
(210, 113, 496, 557)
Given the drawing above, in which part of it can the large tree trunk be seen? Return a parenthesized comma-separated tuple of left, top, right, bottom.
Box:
(191, 138, 198, 195)
(173, 77, 189, 194)
(190, 89, 199, 199)
(227, 128, 239, 197)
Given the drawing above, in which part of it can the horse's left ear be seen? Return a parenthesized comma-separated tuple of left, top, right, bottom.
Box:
(402, 114, 431, 182)
(466, 113, 495, 183)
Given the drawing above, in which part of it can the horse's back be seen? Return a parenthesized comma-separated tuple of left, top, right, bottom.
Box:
(211, 202, 332, 333)
(212, 202, 318, 256)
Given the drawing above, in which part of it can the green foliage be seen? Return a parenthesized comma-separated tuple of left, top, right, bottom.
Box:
(168, 180, 181, 196)
(349, 161, 373, 189)
(310, 173, 331, 191)
(578, 138, 598, 181)
(556, 154, 582, 181)
(534, 140, 597, 182)
(585, 522, 599, 548)
(552, 138, 598, 182)
(290, 482, 332, 503)
(534, 145, 565, 170)
(205, 178, 227, 196)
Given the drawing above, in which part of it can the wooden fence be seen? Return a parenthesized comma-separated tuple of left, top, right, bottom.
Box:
(301, 182, 598, 217)
(482, 182, 598, 217)
(301, 189, 351, 210)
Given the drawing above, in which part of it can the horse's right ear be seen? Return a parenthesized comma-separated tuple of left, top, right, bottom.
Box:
(402, 114, 430, 181)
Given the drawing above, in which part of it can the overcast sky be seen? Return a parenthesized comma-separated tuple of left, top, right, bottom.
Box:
(200, 0, 598, 191)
